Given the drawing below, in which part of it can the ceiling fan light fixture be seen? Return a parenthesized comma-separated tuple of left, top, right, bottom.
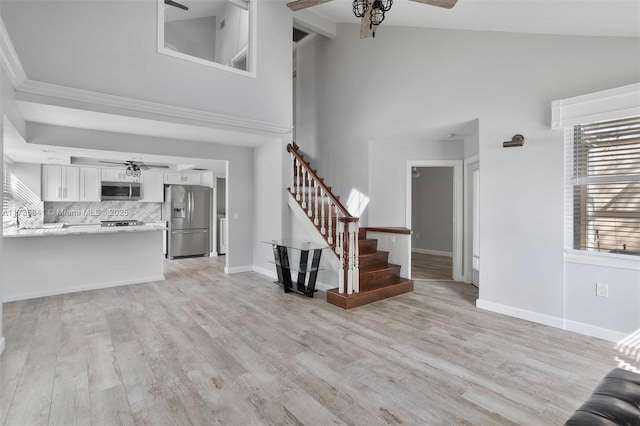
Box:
(370, 1, 386, 27)
(378, 0, 393, 12)
(352, 0, 368, 17)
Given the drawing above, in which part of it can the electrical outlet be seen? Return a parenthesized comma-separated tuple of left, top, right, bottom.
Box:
(415, 233, 420, 239)
(596, 282, 609, 298)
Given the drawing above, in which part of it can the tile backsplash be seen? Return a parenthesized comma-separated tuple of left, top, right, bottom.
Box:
(44, 201, 162, 224)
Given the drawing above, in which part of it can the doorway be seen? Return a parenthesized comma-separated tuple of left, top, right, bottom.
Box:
(410, 166, 454, 280)
(407, 160, 464, 282)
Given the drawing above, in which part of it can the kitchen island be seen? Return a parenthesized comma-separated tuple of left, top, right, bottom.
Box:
(2, 223, 166, 302)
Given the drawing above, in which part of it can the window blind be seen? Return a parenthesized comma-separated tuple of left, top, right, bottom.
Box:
(566, 116, 640, 254)
(2, 158, 14, 229)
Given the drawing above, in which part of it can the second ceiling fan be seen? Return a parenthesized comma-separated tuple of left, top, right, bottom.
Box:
(287, 0, 458, 38)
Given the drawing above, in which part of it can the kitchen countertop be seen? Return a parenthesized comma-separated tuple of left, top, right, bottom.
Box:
(3, 222, 168, 238)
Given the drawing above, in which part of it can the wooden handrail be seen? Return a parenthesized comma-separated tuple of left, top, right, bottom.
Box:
(287, 143, 354, 219)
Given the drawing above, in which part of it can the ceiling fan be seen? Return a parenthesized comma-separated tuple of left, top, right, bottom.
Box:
(99, 160, 169, 170)
(287, 0, 458, 38)
(99, 160, 169, 177)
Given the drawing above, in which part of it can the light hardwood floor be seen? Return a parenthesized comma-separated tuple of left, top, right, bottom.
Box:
(0, 256, 632, 425)
(412, 252, 453, 280)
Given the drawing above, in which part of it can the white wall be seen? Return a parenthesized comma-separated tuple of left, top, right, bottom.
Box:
(215, 3, 249, 67)
(26, 122, 256, 270)
(294, 36, 320, 162)
(165, 16, 217, 63)
(2, 0, 291, 126)
(301, 24, 640, 337)
(252, 139, 286, 274)
(411, 167, 454, 253)
(369, 138, 464, 226)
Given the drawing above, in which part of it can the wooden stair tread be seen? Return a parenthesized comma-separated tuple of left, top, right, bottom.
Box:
(326, 278, 414, 310)
(359, 263, 400, 274)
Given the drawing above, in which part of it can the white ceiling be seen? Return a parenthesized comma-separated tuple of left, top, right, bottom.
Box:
(309, 0, 640, 37)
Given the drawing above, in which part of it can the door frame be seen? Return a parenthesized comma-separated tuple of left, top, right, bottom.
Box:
(406, 160, 464, 282)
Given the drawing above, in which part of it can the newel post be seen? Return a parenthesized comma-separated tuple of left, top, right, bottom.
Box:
(338, 217, 360, 295)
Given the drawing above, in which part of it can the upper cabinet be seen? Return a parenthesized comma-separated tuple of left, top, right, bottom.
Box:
(140, 172, 164, 202)
(164, 172, 201, 186)
(79, 167, 101, 202)
(101, 168, 142, 183)
(42, 165, 80, 202)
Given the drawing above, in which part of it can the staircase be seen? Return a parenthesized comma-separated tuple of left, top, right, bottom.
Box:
(287, 143, 413, 309)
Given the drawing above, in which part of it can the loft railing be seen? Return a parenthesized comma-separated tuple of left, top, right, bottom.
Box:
(287, 143, 359, 294)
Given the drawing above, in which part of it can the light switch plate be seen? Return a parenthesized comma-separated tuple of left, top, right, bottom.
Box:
(596, 282, 609, 298)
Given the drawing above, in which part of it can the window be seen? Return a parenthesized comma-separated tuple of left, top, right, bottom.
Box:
(566, 116, 640, 255)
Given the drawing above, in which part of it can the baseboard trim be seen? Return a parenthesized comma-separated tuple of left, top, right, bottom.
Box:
(0, 337, 5, 357)
(565, 320, 628, 343)
(253, 265, 277, 280)
(476, 299, 630, 343)
(2, 275, 165, 303)
(411, 248, 453, 257)
(224, 265, 253, 274)
(253, 265, 333, 293)
(476, 299, 564, 329)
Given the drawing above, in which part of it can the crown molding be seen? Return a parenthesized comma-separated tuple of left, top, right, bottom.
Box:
(17, 79, 292, 135)
(0, 17, 27, 87)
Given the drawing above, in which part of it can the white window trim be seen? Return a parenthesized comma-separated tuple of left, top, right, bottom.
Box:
(552, 82, 640, 129)
(555, 83, 640, 270)
(157, 0, 257, 79)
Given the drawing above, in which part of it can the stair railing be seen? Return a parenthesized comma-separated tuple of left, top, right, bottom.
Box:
(287, 143, 360, 294)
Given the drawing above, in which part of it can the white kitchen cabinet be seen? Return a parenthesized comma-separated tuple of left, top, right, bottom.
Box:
(181, 173, 201, 185)
(164, 172, 202, 185)
(101, 168, 141, 183)
(79, 167, 101, 202)
(163, 172, 183, 185)
(200, 172, 214, 188)
(140, 171, 164, 202)
(42, 165, 79, 201)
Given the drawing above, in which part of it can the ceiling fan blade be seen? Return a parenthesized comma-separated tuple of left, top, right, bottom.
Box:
(98, 160, 126, 165)
(142, 164, 170, 169)
(360, 0, 374, 39)
(287, 0, 333, 11)
(164, 0, 189, 11)
(409, 0, 458, 9)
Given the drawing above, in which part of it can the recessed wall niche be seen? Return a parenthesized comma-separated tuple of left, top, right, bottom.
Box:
(157, 0, 255, 76)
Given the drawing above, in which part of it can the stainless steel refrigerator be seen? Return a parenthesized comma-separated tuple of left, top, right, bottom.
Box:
(166, 185, 211, 259)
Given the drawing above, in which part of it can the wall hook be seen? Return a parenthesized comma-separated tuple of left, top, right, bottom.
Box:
(503, 134, 525, 148)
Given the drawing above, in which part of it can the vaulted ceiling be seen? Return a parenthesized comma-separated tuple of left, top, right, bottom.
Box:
(309, 0, 640, 37)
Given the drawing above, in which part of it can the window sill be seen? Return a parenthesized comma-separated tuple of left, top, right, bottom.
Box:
(565, 250, 640, 271)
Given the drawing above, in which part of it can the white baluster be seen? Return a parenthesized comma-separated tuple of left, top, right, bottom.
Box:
(347, 221, 354, 295)
(328, 199, 333, 244)
(354, 221, 360, 293)
(308, 177, 314, 217)
(301, 168, 307, 209)
(314, 181, 319, 225)
(290, 153, 295, 194)
(296, 161, 301, 201)
(320, 189, 326, 235)
(337, 219, 344, 294)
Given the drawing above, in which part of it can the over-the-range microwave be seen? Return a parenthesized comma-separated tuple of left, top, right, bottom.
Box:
(101, 181, 141, 200)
